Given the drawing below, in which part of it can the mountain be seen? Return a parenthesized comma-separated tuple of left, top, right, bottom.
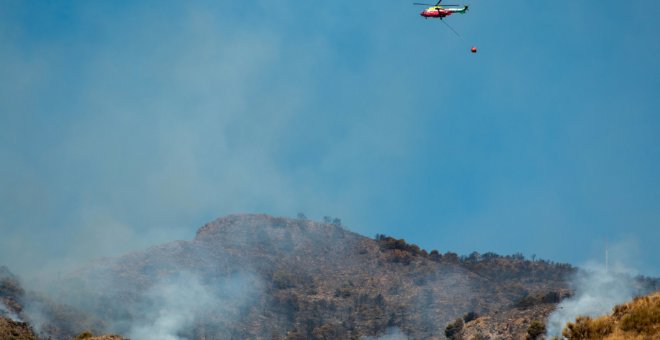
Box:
(0, 214, 640, 339)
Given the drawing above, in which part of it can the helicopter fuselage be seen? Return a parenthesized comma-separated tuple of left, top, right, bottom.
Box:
(420, 6, 467, 18)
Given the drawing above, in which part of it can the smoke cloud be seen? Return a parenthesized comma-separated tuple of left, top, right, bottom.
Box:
(545, 266, 636, 337)
(0, 0, 422, 282)
(546, 240, 651, 337)
(0, 301, 21, 322)
(127, 272, 261, 340)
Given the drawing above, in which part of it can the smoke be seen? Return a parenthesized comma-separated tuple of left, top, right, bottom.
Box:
(546, 240, 647, 338)
(127, 272, 261, 340)
(21, 300, 53, 337)
(0, 0, 422, 282)
(361, 327, 408, 340)
(0, 301, 21, 322)
(545, 266, 635, 337)
(127, 274, 215, 340)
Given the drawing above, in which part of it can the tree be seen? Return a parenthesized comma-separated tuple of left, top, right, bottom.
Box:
(429, 250, 442, 261)
(467, 251, 481, 262)
(444, 252, 460, 263)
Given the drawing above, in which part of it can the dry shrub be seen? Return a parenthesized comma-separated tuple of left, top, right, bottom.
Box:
(527, 320, 546, 340)
(562, 316, 613, 339)
(75, 331, 94, 339)
(618, 295, 660, 334)
(562, 292, 660, 340)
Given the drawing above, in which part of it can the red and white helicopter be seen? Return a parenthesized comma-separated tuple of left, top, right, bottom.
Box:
(414, 0, 469, 19)
(414, 0, 470, 38)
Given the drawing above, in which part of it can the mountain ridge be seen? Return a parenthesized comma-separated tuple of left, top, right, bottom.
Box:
(2, 213, 646, 339)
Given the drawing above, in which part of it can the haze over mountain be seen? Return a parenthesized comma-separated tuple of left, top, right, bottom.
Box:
(1, 214, 657, 339)
(1, 1, 659, 338)
(2, 1, 659, 283)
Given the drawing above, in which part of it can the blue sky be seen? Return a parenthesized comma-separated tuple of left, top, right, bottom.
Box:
(1, 1, 659, 278)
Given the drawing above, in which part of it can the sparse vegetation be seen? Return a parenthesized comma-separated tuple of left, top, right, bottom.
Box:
(516, 291, 565, 309)
(0, 316, 37, 340)
(562, 316, 613, 339)
(2, 215, 655, 340)
(560, 292, 660, 339)
(617, 294, 660, 334)
(375, 234, 424, 257)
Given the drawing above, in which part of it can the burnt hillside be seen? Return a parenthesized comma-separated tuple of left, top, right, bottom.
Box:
(3, 214, 580, 339)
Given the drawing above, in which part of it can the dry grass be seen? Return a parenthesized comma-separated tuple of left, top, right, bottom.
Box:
(562, 292, 660, 340)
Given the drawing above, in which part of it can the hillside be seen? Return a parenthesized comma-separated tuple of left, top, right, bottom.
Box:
(0, 266, 37, 340)
(558, 292, 660, 340)
(0, 214, 614, 339)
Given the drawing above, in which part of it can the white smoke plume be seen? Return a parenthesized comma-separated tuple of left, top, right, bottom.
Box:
(127, 272, 261, 340)
(545, 240, 644, 339)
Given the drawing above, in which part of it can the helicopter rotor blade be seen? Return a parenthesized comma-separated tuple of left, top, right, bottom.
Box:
(414, 2, 463, 6)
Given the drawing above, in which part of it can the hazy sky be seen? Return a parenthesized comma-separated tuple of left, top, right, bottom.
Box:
(1, 1, 659, 278)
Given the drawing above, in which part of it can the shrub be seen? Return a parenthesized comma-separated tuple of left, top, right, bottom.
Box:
(561, 293, 660, 339)
(445, 317, 464, 340)
(272, 270, 295, 289)
(526, 320, 546, 340)
(443, 252, 460, 263)
(515, 295, 539, 309)
(562, 316, 612, 339)
(429, 250, 442, 261)
(542, 291, 561, 304)
(75, 331, 94, 339)
(619, 296, 660, 334)
(463, 311, 478, 323)
(390, 249, 412, 265)
(377, 235, 424, 257)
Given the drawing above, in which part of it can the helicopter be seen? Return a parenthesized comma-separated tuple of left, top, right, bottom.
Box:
(414, 0, 468, 19)
(414, 0, 469, 37)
